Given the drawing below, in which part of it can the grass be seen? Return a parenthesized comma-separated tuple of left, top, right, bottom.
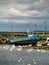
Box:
(16, 36, 26, 38)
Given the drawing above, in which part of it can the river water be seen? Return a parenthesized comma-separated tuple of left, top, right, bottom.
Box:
(0, 45, 49, 65)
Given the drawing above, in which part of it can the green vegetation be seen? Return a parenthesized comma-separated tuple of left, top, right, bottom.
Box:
(16, 36, 26, 38)
(39, 36, 49, 40)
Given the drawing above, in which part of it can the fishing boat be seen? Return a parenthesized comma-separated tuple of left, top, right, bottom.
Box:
(8, 34, 39, 46)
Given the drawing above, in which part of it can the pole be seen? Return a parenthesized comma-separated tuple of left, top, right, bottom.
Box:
(27, 25, 29, 36)
(45, 20, 46, 38)
(34, 24, 37, 34)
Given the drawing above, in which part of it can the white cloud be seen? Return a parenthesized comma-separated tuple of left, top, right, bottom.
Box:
(9, 8, 28, 16)
(8, 8, 42, 17)
(4, 19, 9, 23)
(11, 20, 30, 23)
(0, 19, 9, 23)
(33, 0, 45, 6)
(0, 19, 31, 23)
(36, 0, 44, 5)
(32, 0, 49, 9)
(0, 0, 49, 24)
(15, 3, 29, 10)
(26, 10, 42, 17)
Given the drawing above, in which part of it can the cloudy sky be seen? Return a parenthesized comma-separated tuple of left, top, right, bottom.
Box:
(0, 0, 49, 32)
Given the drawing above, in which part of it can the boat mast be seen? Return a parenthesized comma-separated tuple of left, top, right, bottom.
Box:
(27, 25, 30, 36)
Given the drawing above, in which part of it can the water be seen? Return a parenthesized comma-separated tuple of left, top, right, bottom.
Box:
(0, 45, 49, 65)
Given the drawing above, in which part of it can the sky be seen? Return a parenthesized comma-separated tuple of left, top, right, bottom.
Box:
(0, 0, 49, 32)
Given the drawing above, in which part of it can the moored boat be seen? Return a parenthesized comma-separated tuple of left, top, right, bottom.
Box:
(8, 34, 39, 46)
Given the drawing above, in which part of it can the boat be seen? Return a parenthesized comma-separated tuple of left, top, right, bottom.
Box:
(8, 34, 39, 46)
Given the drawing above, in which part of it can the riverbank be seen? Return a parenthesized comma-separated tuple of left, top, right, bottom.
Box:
(30, 46, 49, 50)
(0, 44, 49, 50)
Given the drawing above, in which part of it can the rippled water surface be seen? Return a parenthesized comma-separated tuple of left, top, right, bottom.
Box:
(0, 45, 49, 65)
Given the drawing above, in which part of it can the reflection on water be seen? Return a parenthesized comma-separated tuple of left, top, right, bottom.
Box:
(0, 45, 49, 65)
